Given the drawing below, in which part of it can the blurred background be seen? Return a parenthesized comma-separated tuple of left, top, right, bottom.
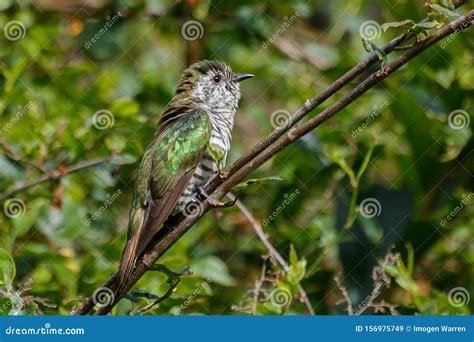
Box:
(0, 0, 472, 315)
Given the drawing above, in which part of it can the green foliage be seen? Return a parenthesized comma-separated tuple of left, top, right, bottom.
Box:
(0, 248, 42, 315)
(0, 248, 15, 290)
(384, 245, 470, 315)
(0, 0, 472, 316)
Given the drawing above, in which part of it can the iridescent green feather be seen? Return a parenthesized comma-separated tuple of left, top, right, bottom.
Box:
(130, 110, 211, 211)
(151, 110, 211, 197)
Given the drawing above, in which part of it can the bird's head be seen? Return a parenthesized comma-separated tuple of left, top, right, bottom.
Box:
(175, 60, 254, 112)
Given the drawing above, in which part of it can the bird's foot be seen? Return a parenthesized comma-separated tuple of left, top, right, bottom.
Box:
(217, 168, 228, 179)
(198, 187, 236, 208)
(198, 187, 209, 200)
(198, 186, 208, 198)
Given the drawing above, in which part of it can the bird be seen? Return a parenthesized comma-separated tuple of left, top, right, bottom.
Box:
(117, 60, 254, 291)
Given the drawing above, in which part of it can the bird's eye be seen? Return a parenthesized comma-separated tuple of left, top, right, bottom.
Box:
(212, 75, 222, 84)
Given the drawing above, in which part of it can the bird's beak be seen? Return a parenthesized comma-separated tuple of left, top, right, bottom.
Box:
(233, 73, 255, 82)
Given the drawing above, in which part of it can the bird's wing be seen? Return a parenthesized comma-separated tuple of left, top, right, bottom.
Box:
(118, 109, 211, 286)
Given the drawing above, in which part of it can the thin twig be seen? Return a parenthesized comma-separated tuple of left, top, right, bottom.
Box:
(76, 9, 474, 315)
(252, 259, 267, 315)
(131, 278, 181, 315)
(231, 194, 288, 270)
(334, 275, 353, 315)
(231, 194, 315, 315)
(0, 140, 50, 175)
(0, 155, 119, 200)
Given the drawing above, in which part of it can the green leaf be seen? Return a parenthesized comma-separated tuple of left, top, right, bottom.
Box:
(406, 243, 415, 275)
(233, 176, 283, 189)
(111, 153, 138, 165)
(110, 98, 140, 117)
(428, 4, 460, 18)
(360, 40, 387, 68)
(362, 38, 373, 53)
(327, 151, 356, 187)
(0, 248, 16, 289)
(289, 244, 298, 267)
(192, 0, 210, 20)
(286, 245, 306, 285)
(409, 21, 439, 34)
(0, 0, 12, 10)
(381, 20, 414, 31)
(439, 0, 455, 10)
(105, 135, 127, 152)
(0, 297, 13, 315)
(191, 256, 236, 287)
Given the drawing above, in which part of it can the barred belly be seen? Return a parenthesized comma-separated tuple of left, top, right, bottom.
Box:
(173, 151, 219, 215)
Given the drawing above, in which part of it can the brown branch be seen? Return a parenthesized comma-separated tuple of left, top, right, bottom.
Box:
(214, 0, 467, 185)
(75, 9, 474, 315)
(0, 155, 119, 200)
(232, 194, 315, 315)
(0, 140, 50, 176)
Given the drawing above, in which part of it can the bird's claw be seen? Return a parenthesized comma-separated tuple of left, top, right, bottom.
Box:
(217, 169, 228, 179)
(199, 186, 237, 208)
(198, 187, 209, 200)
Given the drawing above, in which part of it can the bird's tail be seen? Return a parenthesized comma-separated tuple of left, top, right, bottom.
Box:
(116, 205, 150, 292)
(116, 236, 139, 292)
